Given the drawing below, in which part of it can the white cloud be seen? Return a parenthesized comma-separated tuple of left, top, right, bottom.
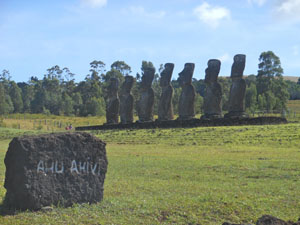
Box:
(193, 2, 231, 28)
(80, 0, 107, 8)
(218, 53, 231, 63)
(248, 0, 267, 6)
(127, 6, 166, 19)
(275, 0, 300, 22)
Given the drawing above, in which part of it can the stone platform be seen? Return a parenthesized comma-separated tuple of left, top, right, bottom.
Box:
(75, 117, 287, 131)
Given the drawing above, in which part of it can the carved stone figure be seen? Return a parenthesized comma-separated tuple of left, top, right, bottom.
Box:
(225, 54, 248, 119)
(202, 59, 222, 119)
(106, 78, 120, 124)
(137, 66, 155, 122)
(158, 63, 174, 121)
(120, 76, 134, 124)
(177, 63, 196, 120)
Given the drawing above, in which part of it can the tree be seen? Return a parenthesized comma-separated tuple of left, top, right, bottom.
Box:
(256, 51, 289, 111)
(9, 81, 23, 113)
(0, 83, 12, 114)
(245, 83, 257, 113)
(111, 61, 131, 76)
(60, 93, 74, 116)
(89, 60, 106, 82)
(257, 51, 283, 77)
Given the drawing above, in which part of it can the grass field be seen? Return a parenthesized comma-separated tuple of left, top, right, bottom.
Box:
(0, 122, 299, 224)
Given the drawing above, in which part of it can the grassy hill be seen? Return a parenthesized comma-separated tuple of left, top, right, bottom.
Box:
(0, 122, 299, 224)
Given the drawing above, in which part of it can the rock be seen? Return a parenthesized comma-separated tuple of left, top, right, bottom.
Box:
(202, 59, 222, 119)
(4, 132, 108, 211)
(177, 63, 196, 120)
(256, 215, 288, 225)
(106, 78, 120, 124)
(137, 66, 155, 122)
(120, 75, 134, 124)
(41, 206, 53, 212)
(225, 54, 248, 119)
(158, 63, 174, 121)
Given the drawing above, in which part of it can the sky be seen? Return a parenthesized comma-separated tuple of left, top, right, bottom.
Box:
(0, 0, 300, 82)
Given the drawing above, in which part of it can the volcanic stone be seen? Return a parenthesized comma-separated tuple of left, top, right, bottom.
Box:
(225, 54, 248, 119)
(158, 63, 174, 121)
(202, 59, 222, 119)
(4, 132, 108, 210)
(120, 75, 134, 124)
(137, 66, 155, 122)
(177, 63, 196, 120)
(106, 78, 120, 124)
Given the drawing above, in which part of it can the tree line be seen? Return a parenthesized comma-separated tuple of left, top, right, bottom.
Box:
(0, 51, 294, 117)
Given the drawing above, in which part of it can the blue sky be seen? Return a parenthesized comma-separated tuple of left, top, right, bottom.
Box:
(0, 0, 300, 82)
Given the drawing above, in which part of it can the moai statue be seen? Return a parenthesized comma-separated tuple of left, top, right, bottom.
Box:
(201, 59, 222, 119)
(177, 63, 196, 120)
(106, 78, 120, 124)
(137, 66, 155, 122)
(120, 76, 134, 124)
(225, 54, 248, 119)
(158, 63, 174, 121)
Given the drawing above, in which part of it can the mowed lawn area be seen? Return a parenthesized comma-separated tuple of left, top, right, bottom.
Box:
(0, 123, 299, 224)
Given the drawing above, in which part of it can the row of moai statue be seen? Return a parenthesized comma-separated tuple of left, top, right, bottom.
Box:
(105, 54, 248, 124)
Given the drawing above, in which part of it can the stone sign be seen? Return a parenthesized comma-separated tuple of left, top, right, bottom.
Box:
(4, 132, 108, 210)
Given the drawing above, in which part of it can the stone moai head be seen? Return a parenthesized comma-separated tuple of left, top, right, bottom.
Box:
(205, 59, 221, 83)
(160, 63, 174, 87)
(231, 54, 246, 78)
(140, 66, 155, 90)
(178, 63, 195, 87)
(107, 78, 119, 96)
(121, 75, 134, 94)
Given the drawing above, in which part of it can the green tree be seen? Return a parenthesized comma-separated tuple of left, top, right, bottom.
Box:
(245, 83, 257, 113)
(9, 81, 23, 113)
(0, 83, 13, 114)
(111, 61, 131, 76)
(61, 93, 74, 116)
(258, 51, 283, 77)
(195, 93, 204, 114)
(256, 51, 289, 111)
(89, 60, 106, 82)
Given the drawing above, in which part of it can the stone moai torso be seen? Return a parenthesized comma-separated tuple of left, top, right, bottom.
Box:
(202, 59, 222, 119)
(225, 54, 248, 119)
(177, 63, 196, 120)
(120, 76, 134, 124)
(158, 63, 174, 121)
(106, 78, 120, 124)
(137, 67, 155, 122)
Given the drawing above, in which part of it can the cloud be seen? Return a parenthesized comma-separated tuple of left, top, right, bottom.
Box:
(193, 2, 231, 28)
(275, 0, 300, 22)
(247, 0, 267, 6)
(80, 0, 107, 8)
(126, 6, 166, 19)
(218, 53, 231, 63)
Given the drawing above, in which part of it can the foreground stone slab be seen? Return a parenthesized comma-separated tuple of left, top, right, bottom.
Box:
(4, 132, 107, 210)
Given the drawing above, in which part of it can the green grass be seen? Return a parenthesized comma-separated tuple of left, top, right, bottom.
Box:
(0, 124, 300, 224)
